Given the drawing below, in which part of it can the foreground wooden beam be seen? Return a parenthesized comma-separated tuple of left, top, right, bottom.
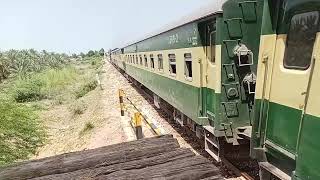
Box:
(0, 135, 222, 180)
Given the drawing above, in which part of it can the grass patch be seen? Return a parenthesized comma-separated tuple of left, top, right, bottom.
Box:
(0, 99, 45, 166)
(69, 100, 87, 115)
(11, 67, 79, 103)
(83, 56, 103, 71)
(39, 67, 78, 97)
(79, 122, 95, 136)
(13, 78, 45, 103)
(75, 80, 97, 99)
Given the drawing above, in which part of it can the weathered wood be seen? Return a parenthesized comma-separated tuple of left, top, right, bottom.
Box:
(0, 135, 178, 180)
(0, 134, 223, 180)
(34, 148, 195, 180)
(201, 175, 225, 180)
(95, 156, 221, 180)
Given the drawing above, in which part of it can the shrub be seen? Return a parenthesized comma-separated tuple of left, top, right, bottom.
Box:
(69, 100, 87, 115)
(99, 48, 105, 56)
(87, 50, 95, 57)
(0, 99, 45, 166)
(13, 78, 45, 103)
(11, 67, 79, 103)
(75, 80, 98, 99)
(39, 67, 78, 98)
(79, 122, 94, 136)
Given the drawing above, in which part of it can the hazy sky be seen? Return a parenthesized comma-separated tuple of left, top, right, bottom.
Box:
(0, 0, 216, 54)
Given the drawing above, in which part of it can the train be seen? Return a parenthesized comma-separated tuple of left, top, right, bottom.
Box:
(108, 0, 320, 179)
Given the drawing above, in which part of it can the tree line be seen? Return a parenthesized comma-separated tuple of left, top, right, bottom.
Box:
(0, 48, 105, 83)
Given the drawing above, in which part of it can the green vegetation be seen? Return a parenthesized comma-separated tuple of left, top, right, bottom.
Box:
(0, 49, 69, 82)
(75, 80, 98, 99)
(12, 67, 78, 103)
(0, 48, 104, 166)
(0, 99, 45, 166)
(79, 122, 95, 136)
(86, 48, 104, 57)
(70, 100, 87, 115)
(13, 77, 45, 103)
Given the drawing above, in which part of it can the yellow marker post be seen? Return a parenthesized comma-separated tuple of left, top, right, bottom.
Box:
(134, 112, 143, 139)
(118, 89, 125, 116)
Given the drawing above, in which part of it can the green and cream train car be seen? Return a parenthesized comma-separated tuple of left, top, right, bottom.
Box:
(251, 0, 320, 179)
(109, 48, 123, 69)
(111, 0, 263, 160)
(110, 0, 320, 179)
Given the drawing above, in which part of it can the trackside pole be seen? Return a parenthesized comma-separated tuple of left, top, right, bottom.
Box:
(96, 74, 103, 90)
(134, 112, 143, 139)
(118, 88, 163, 138)
(119, 89, 125, 116)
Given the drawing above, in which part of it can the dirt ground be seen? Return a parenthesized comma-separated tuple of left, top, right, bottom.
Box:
(35, 60, 194, 159)
(86, 60, 196, 150)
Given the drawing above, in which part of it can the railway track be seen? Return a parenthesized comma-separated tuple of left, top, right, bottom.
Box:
(118, 70, 258, 180)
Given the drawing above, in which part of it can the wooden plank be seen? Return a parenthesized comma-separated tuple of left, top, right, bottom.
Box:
(0, 135, 178, 180)
(33, 148, 195, 180)
(1, 134, 223, 180)
(95, 156, 221, 180)
(200, 175, 224, 180)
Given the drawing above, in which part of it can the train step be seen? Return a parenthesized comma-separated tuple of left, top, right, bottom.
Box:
(204, 126, 221, 162)
(259, 162, 291, 180)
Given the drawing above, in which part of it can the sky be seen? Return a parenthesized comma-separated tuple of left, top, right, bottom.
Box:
(0, 0, 216, 54)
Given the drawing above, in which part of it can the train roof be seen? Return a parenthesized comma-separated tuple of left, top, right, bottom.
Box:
(110, 48, 120, 53)
(121, 0, 226, 49)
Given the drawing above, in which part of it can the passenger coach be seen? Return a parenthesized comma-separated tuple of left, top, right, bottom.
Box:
(110, 0, 320, 179)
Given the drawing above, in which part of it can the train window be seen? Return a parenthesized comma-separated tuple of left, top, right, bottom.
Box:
(144, 55, 148, 67)
(284, 11, 319, 70)
(139, 55, 143, 65)
(150, 54, 155, 69)
(136, 55, 139, 65)
(184, 53, 192, 79)
(168, 54, 176, 75)
(136, 56, 139, 64)
(158, 54, 163, 71)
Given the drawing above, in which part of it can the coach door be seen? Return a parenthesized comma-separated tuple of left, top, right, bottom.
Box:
(265, 11, 319, 159)
(294, 24, 320, 179)
(204, 21, 217, 119)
